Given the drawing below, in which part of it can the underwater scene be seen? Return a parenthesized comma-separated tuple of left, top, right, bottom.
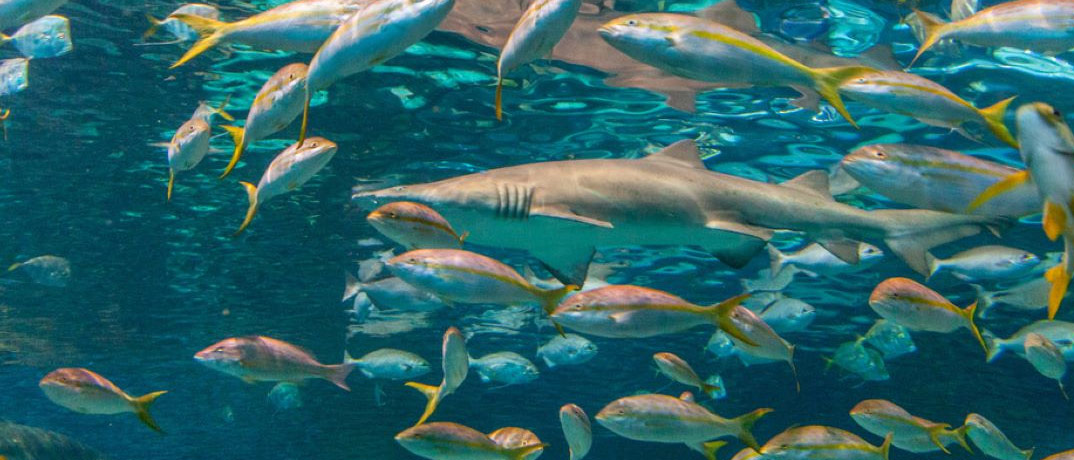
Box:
(3, 0, 1074, 458)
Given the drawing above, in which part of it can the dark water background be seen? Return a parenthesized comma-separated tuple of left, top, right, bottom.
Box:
(1, 0, 1072, 458)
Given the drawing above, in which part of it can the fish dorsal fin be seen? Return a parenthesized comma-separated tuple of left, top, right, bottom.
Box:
(643, 140, 706, 169)
(781, 170, 832, 199)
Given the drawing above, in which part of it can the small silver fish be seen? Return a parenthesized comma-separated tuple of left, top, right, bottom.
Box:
(536, 333, 597, 368)
(864, 319, 917, 360)
(653, 352, 721, 398)
(8, 254, 70, 287)
(1, 15, 71, 59)
(267, 382, 303, 411)
(759, 298, 816, 333)
(469, 351, 540, 386)
(767, 242, 883, 278)
(344, 274, 449, 312)
(826, 337, 890, 382)
(0, 57, 29, 97)
(347, 348, 431, 380)
(985, 320, 1074, 363)
(559, 403, 592, 460)
(926, 245, 1039, 282)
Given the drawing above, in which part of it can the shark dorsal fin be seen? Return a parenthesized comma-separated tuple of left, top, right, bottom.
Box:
(781, 170, 832, 199)
(643, 140, 706, 169)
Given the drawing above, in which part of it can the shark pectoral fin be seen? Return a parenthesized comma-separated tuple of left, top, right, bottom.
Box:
(531, 206, 613, 228)
(885, 238, 932, 276)
(781, 170, 832, 199)
(703, 217, 773, 268)
(642, 139, 706, 169)
(817, 238, 862, 265)
(535, 246, 595, 287)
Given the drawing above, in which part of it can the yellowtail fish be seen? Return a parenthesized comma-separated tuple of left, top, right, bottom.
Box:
(0, 15, 71, 59)
(868, 277, 986, 354)
(726, 304, 798, 390)
(595, 393, 771, 452)
(0, 0, 66, 31)
(964, 413, 1034, 460)
(969, 103, 1074, 319)
(760, 425, 892, 460)
(169, 0, 366, 68)
(1024, 332, 1069, 399)
(194, 335, 354, 390)
(912, 0, 1074, 66)
(220, 63, 308, 178)
(368, 201, 466, 249)
(298, 0, 455, 144)
(850, 399, 971, 454)
(143, 3, 219, 43)
(1046, 451, 1074, 460)
(39, 368, 167, 433)
(597, 13, 872, 126)
(235, 137, 337, 235)
(488, 427, 544, 460)
(837, 70, 1016, 147)
(494, 0, 582, 121)
(550, 285, 755, 345)
(395, 422, 547, 460)
(985, 319, 1074, 363)
(653, 352, 721, 398)
(842, 144, 1041, 218)
(386, 249, 575, 314)
(731, 447, 762, 460)
(405, 327, 468, 425)
(8, 254, 70, 287)
(559, 404, 592, 460)
(925, 245, 1039, 281)
(163, 99, 233, 201)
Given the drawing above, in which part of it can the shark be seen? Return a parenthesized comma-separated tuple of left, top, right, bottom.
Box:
(353, 140, 1003, 286)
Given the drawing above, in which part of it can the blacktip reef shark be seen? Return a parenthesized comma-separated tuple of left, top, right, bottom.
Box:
(354, 140, 1004, 286)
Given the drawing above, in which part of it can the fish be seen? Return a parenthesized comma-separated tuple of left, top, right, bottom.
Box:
(841, 144, 1041, 218)
(168, 0, 367, 68)
(346, 348, 431, 380)
(536, 333, 597, 368)
(849, 399, 971, 454)
(395, 422, 547, 460)
(653, 352, 721, 398)
(406, 326, 468, 425)
(495, 0, 582, 120)
(1024, 332, 1069, 399)
(220, 63, 309, 178)
(487, 427, 544, 460)
(39, 368, 167, 433)
(0, 0, 66, 31)
(964, 413, 1033, 460)
(297, 0, 456, 144)
(235, 137, 338, 235)
(974, 277, 1052, 317)
(163, 99, 233, 201)
(767, 242, 884, 278)
(705, 330, 737, 359)
(468, 351, 539, 386)
(759, 298, 816, 333)
(760, 425, 892, 460)
(354, 139, 1003, 286)
(386, 249, 576, 314)
(926, 245, 1040, 281)
(267, 382, 303, 411)
(730, 447, 762, 460)
(343, 274, 450, 312)
(837, 70, 1016, 147)
(595, 393, 771, 452)
(0, 421, 108, 460)
(143, 3, 220, 43)
(550, 285, 755, 345)
(726, 304, 798, 390)
(863, 319, 917, 359)
(559, 403, 592, 460)
(597, 13, 873, 126)
(912, 0, 1074, 66)
(194, 335, 354, 390)
(0, 15, 71, 59)
(0, 57, 28, 97)
(868, 277, 986, 354)
(7, 254, 70, 287)
(825, 337, 890, 382)
(1045, 450, 1074, 460)
(984, 320, 1074, 363)
(367, 201, 467, 249)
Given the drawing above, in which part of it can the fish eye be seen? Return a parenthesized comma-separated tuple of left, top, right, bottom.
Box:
(873, 151, 886, 159)
(310, 142, 319, 147)
(1054, 108, 1063, 117)
(625, 19, 638, 26)
(388, 212, 398, 218)
(213, 346, 226, 352)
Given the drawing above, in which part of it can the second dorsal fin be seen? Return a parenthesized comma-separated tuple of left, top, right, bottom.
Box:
(643, 140, 706, 169)
(781, 170, 832, 199)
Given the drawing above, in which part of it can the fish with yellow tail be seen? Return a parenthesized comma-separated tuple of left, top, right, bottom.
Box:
(143, 3, 219, 44)
(868, 277, 987, 354)
(234, 137, 337, 235)
(968, 103, 1074, 319)
(39, 368, 167, 433)
(596, 393, 771, 453)
(837, 70, 1016, 147)
(395, 422, 548, 460)
(559, 404, 592, 460)
(850, 399, 971, 454)
(495, 0, 581, 121)
(0, 0, 66, 31)
(161, 98, 233, 201)
(194, 335, 354, 390)
(597, 13, 873, 126)
(1024, 332, 1069, 400)
(220, 63, 308, 178)
(760, 425, 892, 460)
(725, 302, 798, 391)
(653, 352, 722, 398)
(488, 427, 544, 460)
(911, 0, 1074, 67)
(406, 327, 468, 426)
(1045, 450, 1074, 460)
(964, 413, 1034, 460)
(368, 201, 467, 250)
(168, 0, 366, 68)
(297, 0, 455, 144)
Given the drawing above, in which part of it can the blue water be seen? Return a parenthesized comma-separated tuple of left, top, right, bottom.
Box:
(1, 0, 1072, 458)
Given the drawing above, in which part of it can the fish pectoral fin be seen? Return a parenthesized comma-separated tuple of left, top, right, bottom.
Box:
(781, 170, 832, 199)
(966, 170, 1030, 212)
(535, 246, 595, 288)
(530, 206, 613, 228)
(817, 238, 862, 265)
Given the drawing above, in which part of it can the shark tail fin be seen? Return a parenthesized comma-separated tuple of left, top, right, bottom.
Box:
(219, 125, 245, 178)
(766, 245, 787, 278)
(709, 293, 758, 347)
(731, 408, 773, 452)
(807, 66, 873, 128)
(169, 14, 227, 68)
(405, 382, 442, 426)
(966, 170, 1031, 213)
(235, 181, 258, 236)
(131, 390, 168, 434)
(879, 210, 1006, 276)
(910, 10, 947, 67)
(978, 96, 1017, 148)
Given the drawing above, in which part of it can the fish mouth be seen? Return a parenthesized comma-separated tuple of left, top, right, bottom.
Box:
(597, 25, 615, 40)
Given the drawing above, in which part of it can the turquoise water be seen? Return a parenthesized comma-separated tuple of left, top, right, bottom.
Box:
(0, 0, 1072, 458)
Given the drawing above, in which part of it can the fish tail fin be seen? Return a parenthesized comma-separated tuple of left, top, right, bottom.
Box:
(495, 75, 504, 121)
(143, 14, 163, 41)
(808, 66, 873, 128)
(131, 390, 168, 434)
(324, 363, 355, 391)
(0, 34, 9, 45)
(235, 181, 258, 236)
(910, 10, 946, 67)
(506, 443, 548, 460)
(878, 433, 893, 460)
(1046, 264, 1069, 320)
(168, 14, 226, 68)
(457, 230, 469, 246)
(961, 301, 987, 355)
(879, 210, 1006, 276)
(766, 245, 786, 278)
(979, 96, 1017, 148)
(1043, 201, 1068, 242)
(789, 345, 800, 393)
(219, 125, 246, 178)
(167, 169, 175, 202)
(966, 170, 1031, 213)
(926, 425, 953, 454)
(343, 271, 364, 302)
(710, 293, 758, 347)
(404, 382, 441, 425)
(941, 424, 973, 454)
(7, 262, 21, 272)
(731, 408, 772, 452)
(700, 440, 727, 460)
(700, 381, 722, 399)
(984, 332, 1004, 363)
(537, 284, 579, 315)
(925, 252, 940, 281)
(298, 88, 312, 146)
(211, 95, 235, 122)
